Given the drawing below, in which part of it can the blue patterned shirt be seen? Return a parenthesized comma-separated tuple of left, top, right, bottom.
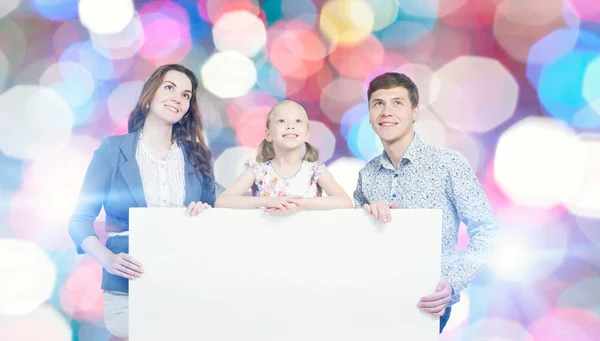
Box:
(353, 134, 497, 305)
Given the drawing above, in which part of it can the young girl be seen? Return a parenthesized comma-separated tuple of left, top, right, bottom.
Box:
(214, 100, 352, 212)
(69, 64, 215, 340)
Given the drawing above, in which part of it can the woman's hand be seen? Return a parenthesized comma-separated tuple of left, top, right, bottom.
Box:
(102, 252, 144, 280)
(186, 201, 211, 216)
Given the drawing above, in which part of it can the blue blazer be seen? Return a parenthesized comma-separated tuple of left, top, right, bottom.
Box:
(68, 130, 215, 293)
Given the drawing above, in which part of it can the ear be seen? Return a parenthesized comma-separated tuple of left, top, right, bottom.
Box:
(412, 105, 420, 122)
(265, 129, 272, 142)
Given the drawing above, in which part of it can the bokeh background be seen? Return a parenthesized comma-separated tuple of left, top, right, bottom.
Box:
(0, 0, 599, 340)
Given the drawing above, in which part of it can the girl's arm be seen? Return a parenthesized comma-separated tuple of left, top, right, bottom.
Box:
(215, 168, 299, 209)
(297, 167, 354, 209)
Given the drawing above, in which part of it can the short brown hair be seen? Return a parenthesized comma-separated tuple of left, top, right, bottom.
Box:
(367, 72, 419, 109)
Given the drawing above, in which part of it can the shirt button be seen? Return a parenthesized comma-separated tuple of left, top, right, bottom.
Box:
(160, 164, 165, 168)
(394, 174, 399, 178)
(392, 194, 397, 198)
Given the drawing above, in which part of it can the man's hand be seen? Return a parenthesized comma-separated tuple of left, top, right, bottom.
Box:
(418, 276, 452, 316)
(363, 201, 399, 222)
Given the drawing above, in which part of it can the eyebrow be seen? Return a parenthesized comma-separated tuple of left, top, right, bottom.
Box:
(163, 81, 192, 94)
(370, 97, 406, 103)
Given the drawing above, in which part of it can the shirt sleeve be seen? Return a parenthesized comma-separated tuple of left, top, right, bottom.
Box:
(353, 171, 368, 208)
(68, 138, 112, 254)
(444, 152, 498, 304)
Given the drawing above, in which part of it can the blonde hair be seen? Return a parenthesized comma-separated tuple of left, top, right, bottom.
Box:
(256, 101, 319, 163)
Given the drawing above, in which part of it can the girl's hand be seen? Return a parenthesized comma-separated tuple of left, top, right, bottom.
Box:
(263, 196, 302, 215)
(102, 252, 143, 280)
(186, 201, 211, 216)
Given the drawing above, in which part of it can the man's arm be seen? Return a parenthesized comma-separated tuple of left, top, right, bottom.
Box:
(353, 172, 369, 208)
(445, 152, 498, 304)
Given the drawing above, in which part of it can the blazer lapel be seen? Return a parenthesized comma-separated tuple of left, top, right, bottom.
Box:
(119, 131, 147, 207)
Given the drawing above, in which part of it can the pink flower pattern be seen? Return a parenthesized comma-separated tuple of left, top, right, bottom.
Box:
(245, 160, 324, 197)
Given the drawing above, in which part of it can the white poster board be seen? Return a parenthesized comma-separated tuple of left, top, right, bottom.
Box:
(129, 208, 442, 341)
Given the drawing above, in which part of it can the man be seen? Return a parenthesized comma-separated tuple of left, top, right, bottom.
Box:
(353, 72, 497, 333)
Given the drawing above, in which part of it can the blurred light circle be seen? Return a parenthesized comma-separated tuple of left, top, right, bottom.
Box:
(526, 28, 579, 88)
(0, 0, 20, 20)
(256, 61, 287, 98)
(202, 51, 257, 98)
(196, 91, 225, 144)
(576, 216, 600, 249)
(444, 130, 486, 173)
(77, 323, 110, 341)
(0, 50, 9, 93)
(139, 1, 192, 65)
(565, 135, 600, 219)
(437, 0, 469, 17)
(30, 0, 78, 21)
(59, 41, 115, 81)
(201, 0, 262, 24)
(364, 0, 399, 31)
(440, 0, 498, 27)
(458, 318, 533, 340)
(60, 261, 103, 322)
(10, 136, 100, 250)
(490, 220, 569, 284)
(39, 62, 95, 108)
(327, 157, 366, 201)
(53, 20, 89, 55)
(529, 308, 598, 341)
(329, 35, 384, 79)
(493, 1, 569, 63)
(496, 0, 564, 26)
(395, 63, 439, 109)
(308, 121, 336, 163)
(494, 117, 587, 208)
(213, 10, 267, 57)
(319, 0, 374, 46)
(582, 56, 600, 115)
(347, 117, 383, 162)
(0, 239, 56, 315)
(414, 109, 447, 149)
(78, 0, 134, 35)
(267, 20, 328, 80)
(431, 56, 518, 133)
(0, 305, 72, 340)
(107, 81, 143, 126)
(214, 146, 257, 188)
(379, 21, 432, 48)
(281, 0, 317, 20)
(567, 0, 600, 22)
(538, 49, 600, 129)
(233, 105, 272, 148)
(227, 91, 277, 130)
(285, 65, 334, 102)
(0, 85, 73, 160)
(340, 103, 368, 142)
(89, 13, 144, 60)
(558, 277, 600, 315)
(398, 0, 439, 18)
(0, 19, 27, 76)
(320, 77, 364, 124)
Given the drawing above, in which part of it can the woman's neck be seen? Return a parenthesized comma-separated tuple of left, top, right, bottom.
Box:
(141, 117, 173, 159)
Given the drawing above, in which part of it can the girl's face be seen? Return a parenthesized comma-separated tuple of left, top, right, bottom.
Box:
(266, 102, 310, 151)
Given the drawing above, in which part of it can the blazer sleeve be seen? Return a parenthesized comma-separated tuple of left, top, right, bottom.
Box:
(68, 138, 112, 254)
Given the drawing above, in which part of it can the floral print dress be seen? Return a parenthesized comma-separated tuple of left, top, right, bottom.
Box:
(245, 160, 325, 197)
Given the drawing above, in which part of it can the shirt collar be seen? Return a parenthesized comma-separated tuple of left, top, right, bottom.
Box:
(378, 133, 423, 170)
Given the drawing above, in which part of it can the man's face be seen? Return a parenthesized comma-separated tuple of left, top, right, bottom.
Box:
(368, 86, 419, 145)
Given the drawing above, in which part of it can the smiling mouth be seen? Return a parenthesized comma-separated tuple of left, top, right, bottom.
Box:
(165, 105, 179, 113)
(282, 134, 298, 138)
(379, 122, 398, 126)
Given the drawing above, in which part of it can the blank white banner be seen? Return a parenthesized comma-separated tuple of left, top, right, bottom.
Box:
(129, 208, 442, 341)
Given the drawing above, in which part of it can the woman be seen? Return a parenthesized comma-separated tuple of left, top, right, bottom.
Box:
(69, 64, 215, 339)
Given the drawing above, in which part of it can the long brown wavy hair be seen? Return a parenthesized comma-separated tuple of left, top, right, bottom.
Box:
(127, 64, 212, 181)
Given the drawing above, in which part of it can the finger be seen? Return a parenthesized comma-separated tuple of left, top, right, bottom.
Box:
(363, 204, 372, 215)
(370, 203, 380, 221)
(114, 269, 135, 280)
(203, 203, 211, 209)
(121, 254, 143, 268)
(186, 202, 196, 215)
(420, 305, 446, 314)
(282, 201, 296, 212)
(116, 264, 142, 278)
(433, 310, 446, 317)
(418, 296, 450, 309)
(278, 204, 288, 215)
(378, 202, 391, 222)
(420, 289, 450, 302)
(118, 260, 144, 275)
(390, 203, 399, 209)
(192, 202, 204, 215)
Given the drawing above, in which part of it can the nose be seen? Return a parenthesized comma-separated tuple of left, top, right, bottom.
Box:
(171, 95, 181, 104)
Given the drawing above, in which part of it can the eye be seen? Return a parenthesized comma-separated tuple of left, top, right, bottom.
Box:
(394, 100, 402, 105)
(295, 119, 302, 123)
(183, 93, 191, 100)
(165, 84, 173, 91)
(277, 119, 284, 123)
(373, 101, 382, 107)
